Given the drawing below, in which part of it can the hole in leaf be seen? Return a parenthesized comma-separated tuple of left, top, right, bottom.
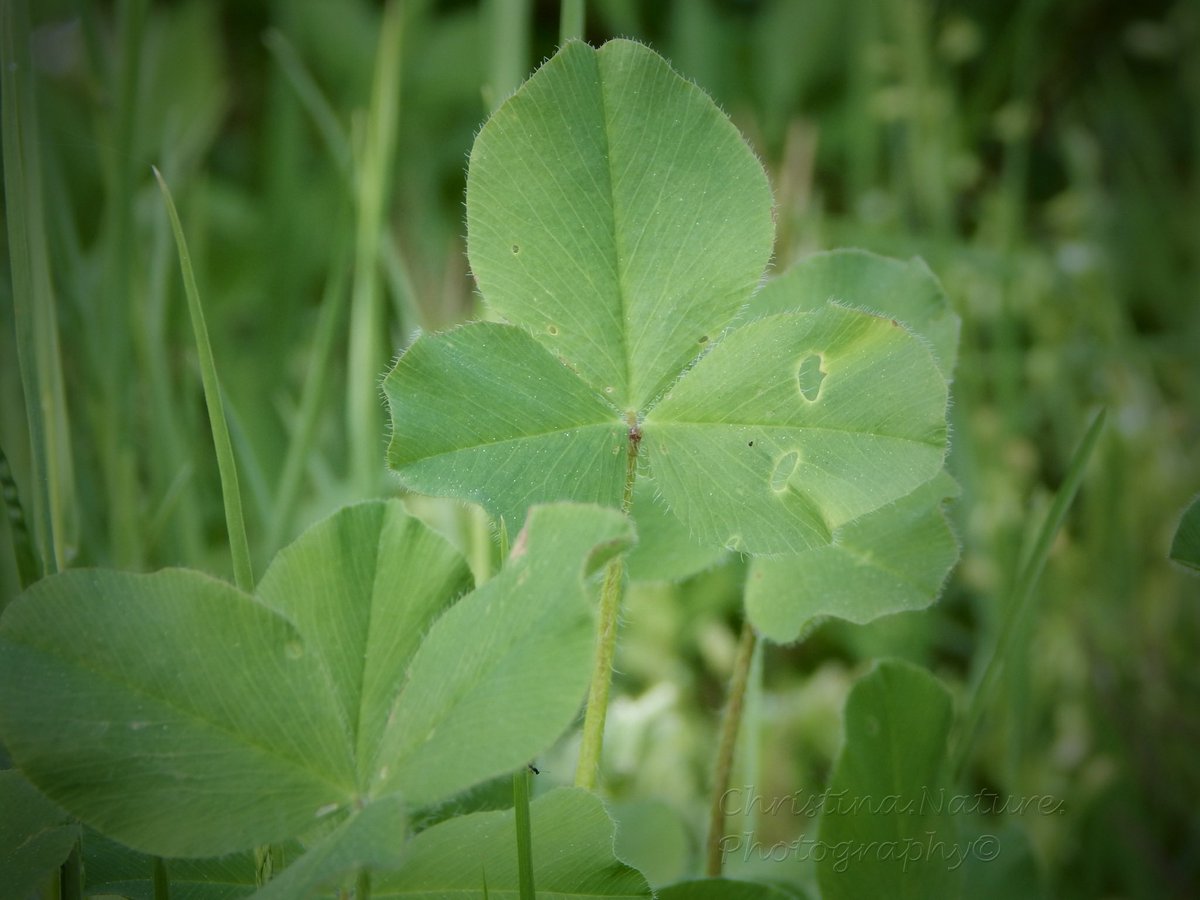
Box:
(796, 354, 826, 401)
(547, 324, 559, 336)
(770, 451, 799, 493)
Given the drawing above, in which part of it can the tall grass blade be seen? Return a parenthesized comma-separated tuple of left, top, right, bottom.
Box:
(560, 0, 584, 44)
(152, 168, 254, 594)
(486, 0, 532, 110)
(954, 407, 1107, 775)
(347, 0, 405, 498)
(513, 768, 536, 900)
(0, 0, 78, 576)
(0, 445, 39, 593)
(267, 250, 350, 555)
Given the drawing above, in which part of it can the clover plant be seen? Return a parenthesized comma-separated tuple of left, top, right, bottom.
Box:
(2, 33, 970, 900)
(383, 39, 953, 797)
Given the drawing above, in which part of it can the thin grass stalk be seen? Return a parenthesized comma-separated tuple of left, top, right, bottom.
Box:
(267, 250, 351, 555)
(952, 408, 1107, 777)
(0, 0, 78, 577)
(347, 0, 405, 498)
(263, 29, 352, 174)
(705, 620, 758, 876)
(513, 768, 536, 899)
(153, 168, 254, 593)
(152, 857, 169, 900)
(486, 0, 531, 110)
(139, 153, 204, 562)
(0, 445, 40, 593)
(560, 0, 584, 44)
(100, 0, 148, 567)
(266, 29, 421, 335)
(888, 0, 952, 233)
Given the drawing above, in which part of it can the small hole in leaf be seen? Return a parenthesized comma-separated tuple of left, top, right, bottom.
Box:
(770, 451, 799, 493)
(796, 354, 826, 401)
(547, 324, 559, 336)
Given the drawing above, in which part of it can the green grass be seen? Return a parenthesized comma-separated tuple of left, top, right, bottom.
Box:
(2, 1, 1197, 898)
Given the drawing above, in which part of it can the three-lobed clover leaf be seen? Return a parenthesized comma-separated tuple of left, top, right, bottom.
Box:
(0, 500, 632, 861)
(384, 40, 949, 556)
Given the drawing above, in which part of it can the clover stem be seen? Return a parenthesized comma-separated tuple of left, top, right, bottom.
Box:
(705, 619, 759, 876)
(574, 416, 640, 790)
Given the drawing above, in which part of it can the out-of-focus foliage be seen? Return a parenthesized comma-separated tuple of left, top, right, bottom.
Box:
(1, 1, 1196, 898)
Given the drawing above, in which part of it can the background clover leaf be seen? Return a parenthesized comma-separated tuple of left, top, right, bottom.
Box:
(0, 501, 631, 858)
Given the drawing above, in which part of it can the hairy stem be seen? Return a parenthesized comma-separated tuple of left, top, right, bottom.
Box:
(575, 419, 639, 790)
(705, 619, 758, 876)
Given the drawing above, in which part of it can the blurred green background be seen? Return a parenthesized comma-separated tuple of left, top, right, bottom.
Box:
(1, 1, 1197, 897)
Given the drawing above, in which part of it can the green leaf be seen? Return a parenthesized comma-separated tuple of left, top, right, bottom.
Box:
(0, 769, 79, 899)
(385, 322, 629, 529)
(751, 249, 960, 380)
(384, 44, 945, 564)
(817, 661, 962, 900)
(385, 41, 950, 557)
(0, 501, 631, 858)
(1169, 494, 1200, 572)
(373, 787, 651, 898)
(961, 823, 1047, 900)
(645, 307, 948, 553)
(465, 39, 773, 412)
(746, 472, 960, 642)
(611, 798, 692, 887)
(624, 479, 726, 582)
(0, 567, 349, 857)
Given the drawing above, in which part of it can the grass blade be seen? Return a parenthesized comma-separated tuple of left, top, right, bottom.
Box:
(0, 444, 40, 593)
(347, 0, 405, 497)
(953, 407, 1107, 775)
(266, 250, 350, 555)
(1, 0, 78, 576)
(513, 768, 536, 900)
(152, 168, 254, 594)
(560, 0, 584, 44)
